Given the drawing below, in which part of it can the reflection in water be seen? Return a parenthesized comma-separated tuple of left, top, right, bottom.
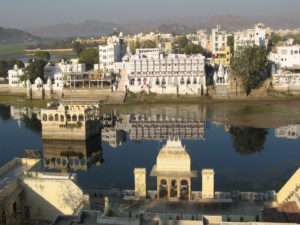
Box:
(229, 126, 269, 155)
(0, 105, 10, 121)
(275, 124, 300, 139)
(43, 137, 103, 172)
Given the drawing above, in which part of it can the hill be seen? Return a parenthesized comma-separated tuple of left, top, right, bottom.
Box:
(0, 26, 41, 44)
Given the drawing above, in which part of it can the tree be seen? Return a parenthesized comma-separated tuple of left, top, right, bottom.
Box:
(227, 35, 234, 57)
(173, 36, 189, 54)
(184, 43, 204, 55)
(231, 46, 271, 95)
(130, 41, 141, 55)
(141, 40, 156, 48)
(34, 51, 51, 62)
(7, 58, 24, 69)
(229, 126, 269, 155)
(0, 60, 8, 79)
(72, 42, 84, 56)
(21, 59, 47, 83)
(79, 48, 99, 70)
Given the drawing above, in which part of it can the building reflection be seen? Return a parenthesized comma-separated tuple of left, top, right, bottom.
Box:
(275, 124, 300, 139)
(43, 136, 103, 172)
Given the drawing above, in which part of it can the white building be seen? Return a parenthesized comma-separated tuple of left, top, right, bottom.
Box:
(270, 45, 300, 68)
(234, 23, 266, 51)
(213, 64, 229, 86)
(197, 29, 210, 50)
(99, 34, 126, 72)
(211, 25, 227, 55)
(135, 48, 162, 59)
(275, 124, 300, 139)
(8, 65, 25, 87)
(44, 60, 86, 89)
(126, 53, 206, 95)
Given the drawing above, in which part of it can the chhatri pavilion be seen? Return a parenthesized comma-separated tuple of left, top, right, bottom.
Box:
(150, 138, 197, 200)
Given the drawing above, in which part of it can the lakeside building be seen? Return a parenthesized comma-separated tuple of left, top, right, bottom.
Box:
(8, 64, 26, 87)
(98, 34, 126, 73)
(270, 45, 300, 68)
(210, 25, 230, 65)
(125, 51, 206, 95)
(41, 100, 101, 140)
(234, 23, 266, 51)
(213, 64, 230, 97)
(44, 60, 86, 89)
(0, 154, 89, 225)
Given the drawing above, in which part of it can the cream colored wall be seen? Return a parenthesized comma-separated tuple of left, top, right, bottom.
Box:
(277, 167, 300, 204)
(134, 168, 147, 197)
(202, 169, 215, 199)
(21, 178, 85, 222)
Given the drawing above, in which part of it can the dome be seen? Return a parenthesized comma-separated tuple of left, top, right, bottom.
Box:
(34, 77, 43, 85)
(156, 139, 191, 172)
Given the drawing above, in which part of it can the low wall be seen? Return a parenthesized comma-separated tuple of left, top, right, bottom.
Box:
(97, 216, 140, 225)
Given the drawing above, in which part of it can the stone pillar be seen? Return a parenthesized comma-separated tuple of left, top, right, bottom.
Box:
(134, 168, 147, 197)
(201, 169, 215, 199)
(167, 178, 171, 199)
(188, 179, 191, 200)
(177, 178, 181, 199)
(157, 178, 160, 199)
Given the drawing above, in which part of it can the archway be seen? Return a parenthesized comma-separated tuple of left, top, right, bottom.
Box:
(180, 179, 189, 200)
(159, 179, 168, 199)
(170, 179, 177, 197)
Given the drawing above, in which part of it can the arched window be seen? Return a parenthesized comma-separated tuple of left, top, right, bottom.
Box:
(162, 78, 166, 85)
(66, 114, 71, 121)
(187, 78, 191, 85)
(60, 115, 64, 122)
(193, 78, 197, 84)
(55, 114, 59, 121)
(79, 114, 84, 121)
(137, 78, 141, 85)
(42, 114, 47, 121)
(49, 114, 53, 121)
(180, 78, 185, 84)
(156, 78, 160, 85)
(72, 115, 77, 121)
(143, 78, 147, 85)
(130, 78, 135, 85)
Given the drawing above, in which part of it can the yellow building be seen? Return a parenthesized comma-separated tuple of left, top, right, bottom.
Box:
(214, 46, 231, 66)
(41, 100, 101, 140)
(150, 139, 197, 200)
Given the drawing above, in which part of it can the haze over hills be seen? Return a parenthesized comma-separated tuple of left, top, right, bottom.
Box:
(2, 14, 300, 43)
(26, 14, 300, 38)
(0, 26, 41, 44)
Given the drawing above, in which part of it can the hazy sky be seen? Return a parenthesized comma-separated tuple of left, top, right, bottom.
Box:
(1, 0, 299, 29)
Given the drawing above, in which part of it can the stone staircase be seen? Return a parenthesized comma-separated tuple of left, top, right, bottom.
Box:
(214, 85, 228, 98)
(116, 70, 127, 92)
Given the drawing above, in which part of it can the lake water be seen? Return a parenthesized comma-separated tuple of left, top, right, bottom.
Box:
(0, 103, 300, 193)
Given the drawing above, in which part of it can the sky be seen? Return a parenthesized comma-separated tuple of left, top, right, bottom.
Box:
(0, 0, 300, 29)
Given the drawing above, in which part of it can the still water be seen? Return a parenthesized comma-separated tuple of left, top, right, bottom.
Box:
(0, 104, 300, 193)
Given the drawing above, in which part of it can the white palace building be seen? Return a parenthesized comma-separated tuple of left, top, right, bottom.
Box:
(125, 49, 206, 95)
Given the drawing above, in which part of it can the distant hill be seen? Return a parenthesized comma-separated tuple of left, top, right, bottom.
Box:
(27, 14, 300, 38)
(0, 26, 41, 44)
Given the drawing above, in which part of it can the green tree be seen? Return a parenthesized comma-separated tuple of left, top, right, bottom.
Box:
(141, 40, 157, 48)
(173, 36, 189, 53)
(79, 48, 99, 70)
(227, 35, 234, 57)
(7, 58, 24, 69)
(184, 43, 204, 55)
(0, 60, 8, 79)
(130, 41, 141, 55)
(229, 126, 269, 155)
(231, 46, 271, 95)
(21, 59, 47, 83)
(34, 51, 51, 62)
(72, 42, 84, 56)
